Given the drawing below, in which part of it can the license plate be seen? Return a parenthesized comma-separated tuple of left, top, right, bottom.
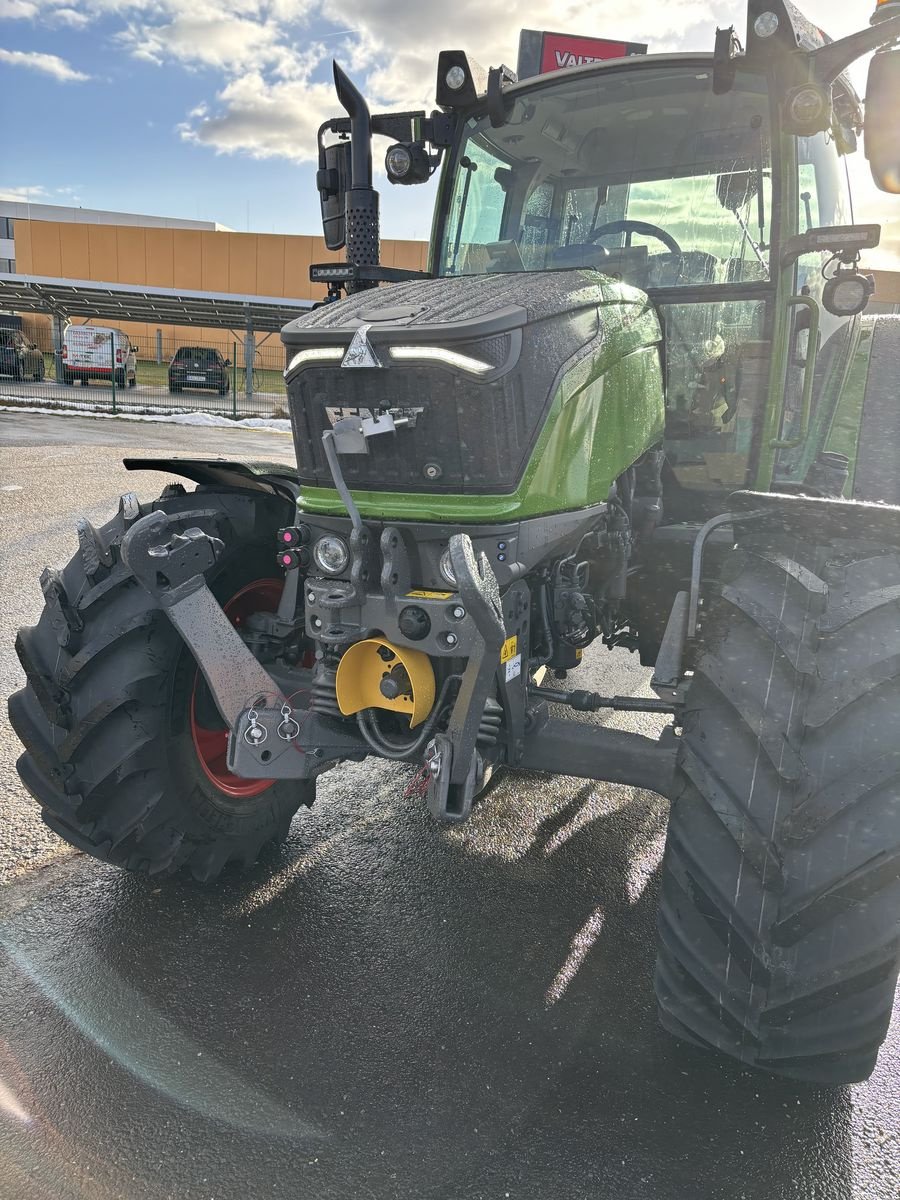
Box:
(186, 374, 205, 381)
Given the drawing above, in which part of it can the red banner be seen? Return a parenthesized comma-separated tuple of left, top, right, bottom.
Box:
(539, 33, 645, 72)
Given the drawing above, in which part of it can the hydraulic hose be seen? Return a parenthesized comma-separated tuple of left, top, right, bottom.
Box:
(355, 675, 461, 760)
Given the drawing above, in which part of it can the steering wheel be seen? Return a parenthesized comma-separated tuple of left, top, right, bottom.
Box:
(587, 219, 681, 255)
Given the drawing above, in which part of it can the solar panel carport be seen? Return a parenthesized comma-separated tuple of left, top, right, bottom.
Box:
(0, 272, 314, 399)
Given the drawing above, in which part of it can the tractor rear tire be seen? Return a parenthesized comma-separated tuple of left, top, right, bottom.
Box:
(9, 486, 313, 881)
(655, 522, 900, 1084)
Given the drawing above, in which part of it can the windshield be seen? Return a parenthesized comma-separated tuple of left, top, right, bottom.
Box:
(437, 65, 773, 290)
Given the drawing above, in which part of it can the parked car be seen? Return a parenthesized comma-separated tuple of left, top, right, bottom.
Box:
(168, 347, 231, 395)
(0, 329, 45, 380)
(62, 324, 137, 388)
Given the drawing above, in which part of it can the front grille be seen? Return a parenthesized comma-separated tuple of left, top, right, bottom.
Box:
(290, 364, 537, 493)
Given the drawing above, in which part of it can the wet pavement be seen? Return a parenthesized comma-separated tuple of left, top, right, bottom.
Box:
(0, 414, 897, 1200)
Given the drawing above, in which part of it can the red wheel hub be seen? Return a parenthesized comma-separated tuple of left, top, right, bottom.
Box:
(190, 578, 283, 798)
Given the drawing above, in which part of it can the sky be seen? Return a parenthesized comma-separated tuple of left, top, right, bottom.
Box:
(0, 0, 897, 265)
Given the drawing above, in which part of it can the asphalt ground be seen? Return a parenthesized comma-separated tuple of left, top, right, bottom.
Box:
(0, 412, 897, 1200)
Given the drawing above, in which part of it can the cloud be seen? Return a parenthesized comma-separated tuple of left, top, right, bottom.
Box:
(0, 0, 890, 180)
(117, 8, 292, 75)
(0, 185, 49, 202)
(0, 0, 39, 17)
(180, 70, 336, 162)
(0, 0, 89, 23)
(0, 47, 89, 81)
(168, 0, 731, 161)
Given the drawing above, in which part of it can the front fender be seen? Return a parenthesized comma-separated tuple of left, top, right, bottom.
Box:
(124, 457, 301, 503)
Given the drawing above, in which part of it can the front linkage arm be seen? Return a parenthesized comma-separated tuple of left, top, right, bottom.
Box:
(121, 510, 366, 781)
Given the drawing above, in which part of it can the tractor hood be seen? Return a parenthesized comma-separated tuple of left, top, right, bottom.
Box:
(282, 269, 660, 497)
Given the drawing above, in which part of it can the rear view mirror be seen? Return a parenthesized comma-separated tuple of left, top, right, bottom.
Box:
(224, 358, 231, 367)
(716, 171, 758, 212)
(865, 49, 900, 193)
(317, 139, 352, 251)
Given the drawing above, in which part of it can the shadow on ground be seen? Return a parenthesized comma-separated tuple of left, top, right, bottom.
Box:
(0, 760, 886, 1200)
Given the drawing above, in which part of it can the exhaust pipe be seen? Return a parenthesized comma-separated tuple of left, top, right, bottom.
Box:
(333, 61, 379, 288)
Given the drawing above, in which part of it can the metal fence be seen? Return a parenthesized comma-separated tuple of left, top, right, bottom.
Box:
(0, 325, 290, 419)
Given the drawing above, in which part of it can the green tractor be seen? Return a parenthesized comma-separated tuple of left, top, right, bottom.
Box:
(10, 0, 900, 1084)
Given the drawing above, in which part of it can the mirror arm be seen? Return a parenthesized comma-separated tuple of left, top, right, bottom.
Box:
(807, 12, 900, 88)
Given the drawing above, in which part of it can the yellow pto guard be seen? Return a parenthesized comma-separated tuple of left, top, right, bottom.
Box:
(335, 638, 436, 728)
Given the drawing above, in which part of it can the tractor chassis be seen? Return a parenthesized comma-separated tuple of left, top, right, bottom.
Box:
(119, 503, 686, 818)
(118, 487, 883, 821)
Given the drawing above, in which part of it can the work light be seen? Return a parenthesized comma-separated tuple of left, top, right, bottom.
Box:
(313, 534, 350, 575)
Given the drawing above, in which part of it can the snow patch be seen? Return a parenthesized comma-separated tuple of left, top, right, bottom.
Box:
(0, 401, 291, 434)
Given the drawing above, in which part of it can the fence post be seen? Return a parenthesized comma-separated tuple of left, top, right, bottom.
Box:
(244, 323, 255, 411)
(110, 334, 117, 415)
(232, 341, 237, 420)
(155, 329, 162, 365)
(52, 314, 64, 385)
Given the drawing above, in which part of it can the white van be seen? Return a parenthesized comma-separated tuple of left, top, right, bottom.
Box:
(62, 324, 137, 388)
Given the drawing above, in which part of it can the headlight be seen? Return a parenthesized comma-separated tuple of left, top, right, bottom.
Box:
(285, 347, 343, 376)
(822, 271, 874, 317)
(313, 534, 350, 575)
(445, 65, 467, 91)
(384, 142, 432, 186)
(389, 346, 493, 375)
(385, 144, 412, 180)
(752, 10, 779, 37)
(439, 548, 457, 586)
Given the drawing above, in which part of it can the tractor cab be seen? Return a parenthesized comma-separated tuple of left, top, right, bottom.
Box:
(428, 4, 887, 516)
(313, 0, 900, 517)
(433, 58, 780, 510)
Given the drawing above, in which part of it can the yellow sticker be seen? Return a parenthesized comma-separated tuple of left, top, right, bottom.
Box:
(575, 648, 583, 661)
(500, 635, 518, 663)
(406, 589, 453, 600)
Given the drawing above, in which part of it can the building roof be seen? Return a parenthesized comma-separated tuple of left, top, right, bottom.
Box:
(0, 200, 226, 231)
(0, 272, 312, 333)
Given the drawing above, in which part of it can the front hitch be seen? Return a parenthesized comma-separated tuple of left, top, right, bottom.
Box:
(425, 532, 506, 822)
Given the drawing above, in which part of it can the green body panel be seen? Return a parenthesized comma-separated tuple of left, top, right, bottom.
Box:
(298, 292, 665, 525)
(823, 316, 877, 496)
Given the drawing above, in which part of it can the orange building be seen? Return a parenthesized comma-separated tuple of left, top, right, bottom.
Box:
(13, 217, 430, 365)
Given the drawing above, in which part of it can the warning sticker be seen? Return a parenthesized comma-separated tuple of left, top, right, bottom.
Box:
(405, 589, 453, 600)
(505, 653, 522, 683)
(500, 635, 518, 663)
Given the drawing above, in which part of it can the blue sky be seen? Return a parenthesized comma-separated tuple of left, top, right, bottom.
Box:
(0, 0, 895, 259)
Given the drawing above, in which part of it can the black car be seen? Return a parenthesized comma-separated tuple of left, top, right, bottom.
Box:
(168, 346, 231, 395)
(0, 329, 45, 381)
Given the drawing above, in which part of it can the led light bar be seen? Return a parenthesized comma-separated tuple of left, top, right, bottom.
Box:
(389, 346, 493, 375)
(285, 347, 343, 375)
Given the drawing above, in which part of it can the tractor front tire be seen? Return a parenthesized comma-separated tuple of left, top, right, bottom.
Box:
(656, 521, 900, 1084)
(9, 486, 313, 881)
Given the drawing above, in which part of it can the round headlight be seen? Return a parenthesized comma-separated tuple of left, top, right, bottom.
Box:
(753, 11, 779, 38)
(385, 144, 412, 180)
(786, 84, 830, 134)
(439, 547, 457, 586)
(313, 534, 350, 575)
(822, 271, 874, 317)
(445, 65, 467, 91)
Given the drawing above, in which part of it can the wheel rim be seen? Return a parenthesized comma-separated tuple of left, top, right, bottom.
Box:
(190, 577, 283, 798)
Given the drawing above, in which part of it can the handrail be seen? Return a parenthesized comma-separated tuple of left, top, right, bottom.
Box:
(770, 294, 820, 450)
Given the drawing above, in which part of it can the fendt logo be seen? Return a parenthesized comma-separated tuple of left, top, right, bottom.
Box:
(517, 30, 647, 79)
